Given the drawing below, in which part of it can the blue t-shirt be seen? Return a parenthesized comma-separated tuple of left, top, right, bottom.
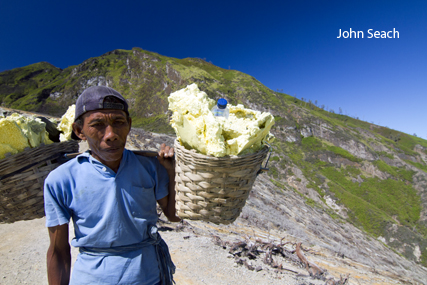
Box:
(44, 149, 169, 284)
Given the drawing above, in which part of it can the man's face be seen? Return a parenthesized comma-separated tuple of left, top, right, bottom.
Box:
(73, 109, 131, 169)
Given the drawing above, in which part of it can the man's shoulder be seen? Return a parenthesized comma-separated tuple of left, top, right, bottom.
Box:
(45, 154, 89, 185)
(125, 149, 161, 174)
(127, 149, 158, 164)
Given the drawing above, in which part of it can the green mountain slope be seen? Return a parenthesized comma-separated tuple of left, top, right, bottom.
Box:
(1, 47, 427, 266)
(1, 48, 283, 133)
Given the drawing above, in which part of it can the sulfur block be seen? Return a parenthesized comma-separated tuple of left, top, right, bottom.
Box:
(0, 143, 19, 159)
(6, 113, 49, 147)
(0, 118, 30, 152)
(168, 83, 275, 157)
(58, 105, 75, 142)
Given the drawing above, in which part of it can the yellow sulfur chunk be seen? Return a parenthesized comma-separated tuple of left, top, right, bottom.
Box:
(223, 105, 275, 155)
(0, 113, 56, 160)
(6, 113, 52, 147)
(168, 84, 227, 157)
(0, 143, 19, 160)
(58, 105, 75, 142)
(168, 83, 275, 157)
(0, 118, 30, 152)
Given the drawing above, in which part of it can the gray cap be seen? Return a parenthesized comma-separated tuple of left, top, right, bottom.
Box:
(71, 86, 129, 140)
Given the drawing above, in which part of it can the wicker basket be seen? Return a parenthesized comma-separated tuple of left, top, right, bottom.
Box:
(174, 139, 271, 224)
(0, 141, 79, 223)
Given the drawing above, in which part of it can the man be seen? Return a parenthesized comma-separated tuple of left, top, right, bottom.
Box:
(44, 86, 180, 285)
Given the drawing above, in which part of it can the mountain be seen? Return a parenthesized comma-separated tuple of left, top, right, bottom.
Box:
(1, 47, 427, 273)
(0, 48, 280, 133)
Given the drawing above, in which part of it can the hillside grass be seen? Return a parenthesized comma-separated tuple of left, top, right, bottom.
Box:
(404, 159, 427, 173)
(287, 97, 427, 158)
(322, 167, 420, 231)
(373, 160, 416, 180)
(271, 136, 422, 239)
(0, 62, 62, 109)
(131, 114, 174, 134)
(266, 93, 427, 265)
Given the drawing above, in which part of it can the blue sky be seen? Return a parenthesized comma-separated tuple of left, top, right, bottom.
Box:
(1, 0, 426, 139)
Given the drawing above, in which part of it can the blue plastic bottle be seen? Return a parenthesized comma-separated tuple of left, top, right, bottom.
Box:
(211, 98, 229, 119)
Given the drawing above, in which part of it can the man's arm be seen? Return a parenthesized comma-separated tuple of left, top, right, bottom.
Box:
(157, 143, 181, 222)
(157, 170, 181, 222)
(47, 224, 71, 285)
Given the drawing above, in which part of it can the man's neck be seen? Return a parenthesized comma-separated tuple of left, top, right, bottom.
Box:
(90, 151, 123, 173)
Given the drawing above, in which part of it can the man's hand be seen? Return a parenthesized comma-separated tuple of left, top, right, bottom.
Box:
(157, 143, 175, 173)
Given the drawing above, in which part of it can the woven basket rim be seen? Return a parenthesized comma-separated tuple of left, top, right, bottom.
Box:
(0, 140, 79, 177)
(174, 139, 269, 162)
(0, 140, 79, 223)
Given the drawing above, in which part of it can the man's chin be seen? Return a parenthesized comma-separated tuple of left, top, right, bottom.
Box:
(98, 148, 125, 161)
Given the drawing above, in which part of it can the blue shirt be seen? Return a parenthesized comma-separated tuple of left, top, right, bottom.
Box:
(44, 149, 169, 284)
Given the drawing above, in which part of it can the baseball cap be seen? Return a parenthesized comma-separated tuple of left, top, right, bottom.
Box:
(71, 86, 129, 140)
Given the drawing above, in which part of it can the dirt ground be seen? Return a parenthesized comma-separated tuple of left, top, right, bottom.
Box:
(0, 216, 422, 285)
(0, 217, 320, 285)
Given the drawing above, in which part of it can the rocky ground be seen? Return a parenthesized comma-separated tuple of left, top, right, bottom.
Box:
(1, 126, 427, 284)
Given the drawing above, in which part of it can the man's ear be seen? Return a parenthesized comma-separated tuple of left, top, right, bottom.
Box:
(72, 122, 87, 141)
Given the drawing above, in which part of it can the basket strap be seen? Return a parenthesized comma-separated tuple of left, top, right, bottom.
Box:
(256, 142, 272, 176)
(64, 150, 161, 159)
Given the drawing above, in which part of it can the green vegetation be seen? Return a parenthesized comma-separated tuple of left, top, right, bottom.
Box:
(271, 156, 280, 162)
(171, 57, 283, 108)
(270, 133, 426, 265)
(0, 62, 62, 110)
(374, 127, 427, 156)
(276, 136, 421, 236)
(301, 136, 323, 151)
(404, 159, 427, 173)
(270, 179, 286, 191)
(268, 165, 280, 179)
(322, 167, 420, 232)
(301, 136, 360, 162)
(376, 151, 395, 159)
(305, 198, 317, 207)
(131, 114, 174, 134)
(373, 160, 416, 181)
(326, 145, 362, 162)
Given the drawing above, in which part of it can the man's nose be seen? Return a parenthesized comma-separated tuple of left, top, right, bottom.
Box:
(104, 125, 119, 141)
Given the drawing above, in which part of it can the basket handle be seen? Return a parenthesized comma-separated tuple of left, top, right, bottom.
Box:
(63, 150, 160, 159)
(257, 142, 272, 176)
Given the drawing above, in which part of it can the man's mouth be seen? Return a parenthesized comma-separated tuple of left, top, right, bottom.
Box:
(104, 147, 122, 152)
